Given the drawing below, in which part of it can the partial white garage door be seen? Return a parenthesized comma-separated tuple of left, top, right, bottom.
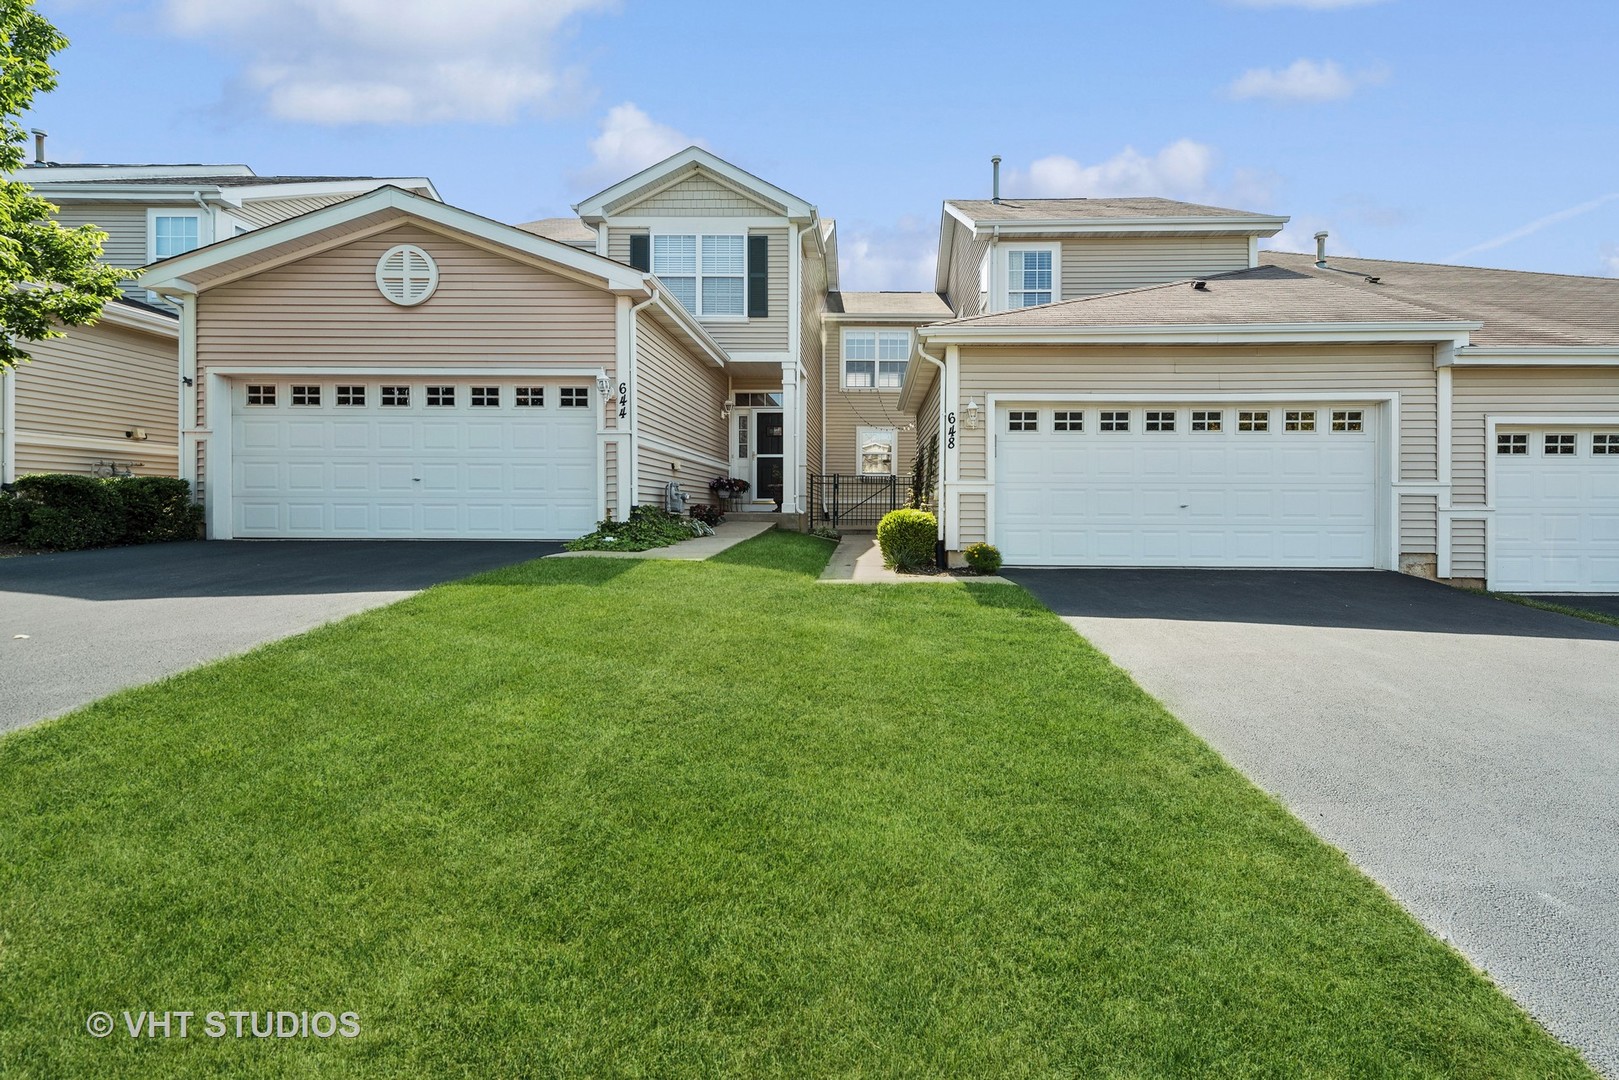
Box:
(995, 403, 1379, 567)
(1493, 427, 1619, 592)
(230, 378, 598, 539)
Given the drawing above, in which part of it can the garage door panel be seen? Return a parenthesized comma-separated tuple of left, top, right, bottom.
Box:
(995, 403, 1379, 568)
(1491, 431, 1619, 591)
(231, 379, 598, 540)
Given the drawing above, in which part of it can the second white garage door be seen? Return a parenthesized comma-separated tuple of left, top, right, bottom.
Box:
(1492, 427, 1619, 592)
(995, 403, 1380, 567)
(229, 378, 598, 539)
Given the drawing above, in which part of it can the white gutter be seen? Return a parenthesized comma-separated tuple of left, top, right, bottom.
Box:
(1449, 345, 1619, 366)
(918, 321, 1480, 346)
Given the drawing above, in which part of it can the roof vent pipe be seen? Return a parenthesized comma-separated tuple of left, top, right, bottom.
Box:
(1314, 230, 1329, 268)
(30, 129, 45, 165)
(991, 155, 1001, 205)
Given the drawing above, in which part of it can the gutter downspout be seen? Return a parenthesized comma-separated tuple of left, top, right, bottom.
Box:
(917, 342, 948, 565)
(625, 287, 659, 513)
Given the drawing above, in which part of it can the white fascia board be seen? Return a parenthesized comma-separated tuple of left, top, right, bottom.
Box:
(574, 146, 813, 222)
(30, 186, 229, 203)
(918, 321, 1480, 345)
(228, 178, 441, 203)
(896, 345, 940, 414)
(1451, 346, 1619, 366)
(933, 212, 959, 294)
(97, 303, 180, 338)
(967, 216, 1289, 239)
(141, 186, 648, 296)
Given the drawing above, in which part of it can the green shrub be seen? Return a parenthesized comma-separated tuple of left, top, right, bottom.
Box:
(566, 505, 697, 552)
(114, 476, 204, 542)
(3, 473, 203, 551)
(876, 508, 937, 571)
(962, 542, 1003, 575)
(689, 503, 724, 527)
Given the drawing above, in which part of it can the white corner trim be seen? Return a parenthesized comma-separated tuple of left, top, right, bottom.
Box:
(205, 371, 232, 539)
(0, 366, 15, 484)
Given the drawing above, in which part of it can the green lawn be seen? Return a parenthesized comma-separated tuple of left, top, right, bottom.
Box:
(0, 532, 1593, 1078)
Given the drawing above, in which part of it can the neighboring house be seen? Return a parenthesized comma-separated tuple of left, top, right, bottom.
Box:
(0, 146, 439, 483)
(124, 143, 1619, 594)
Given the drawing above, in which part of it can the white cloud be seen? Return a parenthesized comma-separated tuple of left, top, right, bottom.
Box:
(1446, 193, 1619, 262)
(839, 217, 937, 292)
(1228, 0, 1389, 8)
(573, 103, 701, 189)
(1004, 140, 1276, 209)
(1603, 246, 1619, 277)
(160, 0, 618, 124)
(1228, 58, 1387, 103)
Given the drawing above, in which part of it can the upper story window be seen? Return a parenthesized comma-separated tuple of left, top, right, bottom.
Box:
(152, 213, 202, 260)
(1006, 245, 1057, 308)
(843, 329, 910, 390)
(652, 233, 746, 316)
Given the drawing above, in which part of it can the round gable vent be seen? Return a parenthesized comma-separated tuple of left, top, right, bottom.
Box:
(376, 244, 439, 306)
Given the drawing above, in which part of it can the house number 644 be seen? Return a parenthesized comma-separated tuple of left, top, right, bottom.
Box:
(618, 381, 629, 420)
(946, 411, 957, 451)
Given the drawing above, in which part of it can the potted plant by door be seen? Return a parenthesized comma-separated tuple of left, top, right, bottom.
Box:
(708, 476, 751, 505)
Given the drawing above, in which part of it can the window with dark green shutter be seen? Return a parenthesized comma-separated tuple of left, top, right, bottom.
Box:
(747, 234, 768, 318)
(628, 233, 650, 272)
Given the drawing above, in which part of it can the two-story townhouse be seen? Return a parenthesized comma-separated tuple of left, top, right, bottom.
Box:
(0, 145, 438, 483)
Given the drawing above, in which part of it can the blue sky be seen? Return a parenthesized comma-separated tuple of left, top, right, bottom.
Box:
(28, 0, 1619, 289)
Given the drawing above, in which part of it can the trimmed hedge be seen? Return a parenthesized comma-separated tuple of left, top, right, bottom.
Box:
(962, 542, 1003, 575)
(876, 508, 937, 571)
(0, 474, 203, 551)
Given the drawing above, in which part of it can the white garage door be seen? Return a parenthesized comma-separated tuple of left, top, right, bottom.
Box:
(995, 403, 1380, 567)
(230, 378, 598, 539)
(1493, 427, 1619, 592)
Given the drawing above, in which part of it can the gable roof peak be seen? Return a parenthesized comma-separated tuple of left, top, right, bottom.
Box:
(573, 145, 815, 223)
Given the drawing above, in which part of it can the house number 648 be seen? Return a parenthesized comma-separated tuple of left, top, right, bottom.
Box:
(946, 411, 957, 451)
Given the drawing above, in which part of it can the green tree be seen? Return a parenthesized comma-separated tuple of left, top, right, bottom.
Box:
(0, 0, 132, 370)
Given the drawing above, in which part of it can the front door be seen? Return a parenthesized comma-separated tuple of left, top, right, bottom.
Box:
(756, 411, 784, 507)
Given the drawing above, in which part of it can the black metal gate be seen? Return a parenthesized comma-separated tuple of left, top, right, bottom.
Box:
(807, 473, 902, 530)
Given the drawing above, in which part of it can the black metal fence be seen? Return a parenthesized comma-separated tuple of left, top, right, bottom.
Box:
(807, 473, 903, 530)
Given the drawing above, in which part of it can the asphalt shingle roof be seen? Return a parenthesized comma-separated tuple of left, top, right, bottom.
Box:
(936, 265, 1472, 329)
(1263, 251, 1619, 347)
(827, 291, 952, 316)
(947, 197, 1281, 223)
(34, 175, 387, 187)
(515, 217, 598, 244)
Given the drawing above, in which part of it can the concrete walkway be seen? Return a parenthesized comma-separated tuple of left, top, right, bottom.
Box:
(548, 520, 773, 561)
(818, 534, 1012, 584)
(1009, 567, 1619, 1076)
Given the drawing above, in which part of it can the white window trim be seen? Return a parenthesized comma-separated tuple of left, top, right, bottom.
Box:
(146, 208, 211, 264)
(651, 230, 749, 320)
(856, 425, 899, 476)
(840, 327, 912, 391)
(990, 241, 1061, 313)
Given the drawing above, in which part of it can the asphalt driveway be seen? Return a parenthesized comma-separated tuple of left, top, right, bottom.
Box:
(1525, 594, 1619, 620)
(1007, 568, 1619, 1076)
(0, 541, 557, 734)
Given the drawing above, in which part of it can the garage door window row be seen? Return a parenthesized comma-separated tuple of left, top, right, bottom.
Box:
(1497, 431, 1619, 456)
(242, 383, 591, 410)
(1005, 407, 1366, 435)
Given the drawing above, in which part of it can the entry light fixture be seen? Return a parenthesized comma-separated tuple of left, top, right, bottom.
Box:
(964, 398, 983, 429)
(596, 375, 612, 396)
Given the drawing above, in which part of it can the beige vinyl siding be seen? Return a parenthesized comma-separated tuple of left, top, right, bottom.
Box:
(946, 228, 989, 318)
(801, 245, 826, 477)
(633, 315, 729, 507)
(198, 225, 617, 365)
(231, 194, 360, 229)
(954, 343, 1438, 548)
(1451, 518, 1487, 581)
(604, 442, 618, 519)
(1400, 495, 1438, 558)
(12, 320, 179, 476)
(611, 174, 778, 217)
(1449, 365, 1619, 578)
(50, 203, 147, 269)
(824, 327, 915, 478)
(1060, 236, 1251, 299)
(608, 226, 789, 354)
